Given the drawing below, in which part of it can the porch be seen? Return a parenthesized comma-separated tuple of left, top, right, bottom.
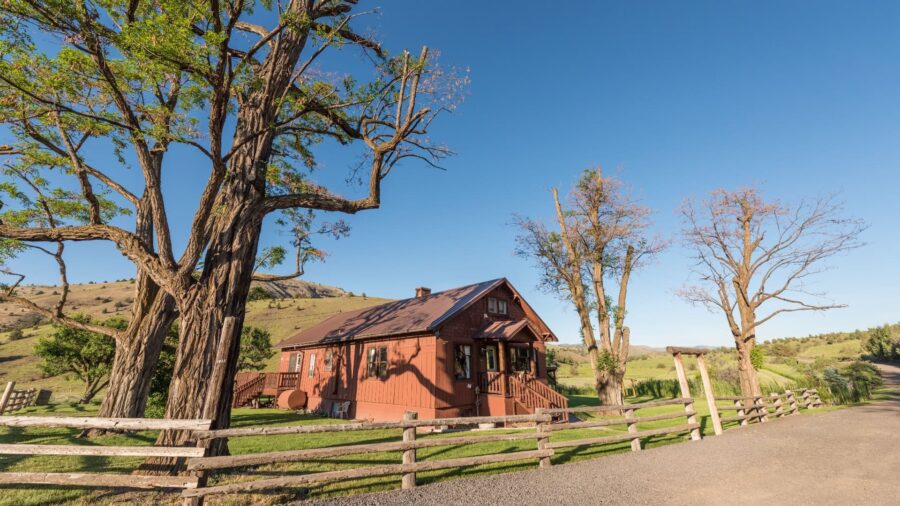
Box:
(233, 371, 300, 407)
(471, 320, 568, 415)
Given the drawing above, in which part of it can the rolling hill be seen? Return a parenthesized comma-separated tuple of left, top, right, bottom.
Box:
(0, 279, 390, 402)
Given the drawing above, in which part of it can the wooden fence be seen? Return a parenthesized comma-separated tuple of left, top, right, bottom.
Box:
(0, 416, 212, 497)
(715, 388, 821, 429)
(0, 386, 828, 503)
(0, 382, 37, 415)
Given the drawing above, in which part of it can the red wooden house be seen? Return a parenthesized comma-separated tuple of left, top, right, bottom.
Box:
(234, 278, 567, 421)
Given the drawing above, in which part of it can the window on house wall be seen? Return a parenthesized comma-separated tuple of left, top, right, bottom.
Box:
(366, 346, 388, 379)
(482, 345, 498, 372)
(308, 352, 317, 378)
(324, 351, 334, 372)
(287, 352, 303, 372)
(487, 297, 508, 316)
(509, 347, 531, 373)
(454, 345, 472, 380)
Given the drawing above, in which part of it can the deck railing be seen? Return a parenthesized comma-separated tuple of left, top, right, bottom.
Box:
(478, 371, 504, 394)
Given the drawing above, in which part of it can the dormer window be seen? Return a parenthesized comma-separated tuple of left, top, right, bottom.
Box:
(487, 297, 508, 316)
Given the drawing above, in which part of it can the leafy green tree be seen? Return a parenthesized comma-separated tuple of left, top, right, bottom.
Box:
(865, 326, 899, 360)
(0, 1, 462, 447)
(34, 315, 117, 403)
(238, 326, 276, 372)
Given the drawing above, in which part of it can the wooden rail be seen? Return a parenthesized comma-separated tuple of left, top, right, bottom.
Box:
(184, 412, 553, 499)
(0, 415, 212, 498)
(540, 398, 700, 451)
(715, 389, 820, 429)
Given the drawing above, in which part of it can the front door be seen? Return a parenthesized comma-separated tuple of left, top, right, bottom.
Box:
(478, 343, 502, 394)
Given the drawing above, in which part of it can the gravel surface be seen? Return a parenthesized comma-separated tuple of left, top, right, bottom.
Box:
(311, 363, 900, 506)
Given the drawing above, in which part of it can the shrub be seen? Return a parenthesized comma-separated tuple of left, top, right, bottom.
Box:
(8, 328, 25, 341)
(247, 286, 273, 301)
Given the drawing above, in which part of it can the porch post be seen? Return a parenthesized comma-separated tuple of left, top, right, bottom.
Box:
(528, 341, 537, 377)
(498, 340, 508, 397)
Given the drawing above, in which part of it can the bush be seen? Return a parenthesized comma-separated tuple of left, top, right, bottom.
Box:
(8, 328, 25, 341)
(823, 361, 882, 404)
(247, 286, 273, 301)
(864, 325, 899, 360)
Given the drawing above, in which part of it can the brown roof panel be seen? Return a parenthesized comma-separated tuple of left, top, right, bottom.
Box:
(474, 319, 539, 341)
(276, 279, 506, 349)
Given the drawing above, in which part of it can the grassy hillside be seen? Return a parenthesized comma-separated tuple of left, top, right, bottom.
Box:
(550, 323, 884, 393)
(0, 281, 390, 403)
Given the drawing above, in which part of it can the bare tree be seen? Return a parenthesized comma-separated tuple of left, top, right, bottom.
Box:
(517, 169, 664, 405)
(679, 188, 865, 396)
(0, 1, 463, 457)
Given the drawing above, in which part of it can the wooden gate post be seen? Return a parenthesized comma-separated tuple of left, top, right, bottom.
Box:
(625, 407, 641, 451)
(670, 351, 701, 441)
(696, 354, 723, 436)
(401, 411, 417, 489)
(0, 381, 15, 415)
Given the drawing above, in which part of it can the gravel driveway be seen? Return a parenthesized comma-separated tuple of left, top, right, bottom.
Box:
(313, 363, 900, 506)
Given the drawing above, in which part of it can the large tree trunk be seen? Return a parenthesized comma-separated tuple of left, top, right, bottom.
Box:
(735, 339, 762, 397)
(596, 370, 624, 406)
(97, 285, 176, 418)
(95, 202, 178, 422)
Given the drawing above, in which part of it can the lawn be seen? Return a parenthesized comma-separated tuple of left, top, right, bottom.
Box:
(0, 389, 846, 506)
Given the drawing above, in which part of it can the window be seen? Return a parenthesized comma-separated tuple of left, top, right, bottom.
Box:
(509, 347, 531, 373)
(454, 345, 472, 380)
(307, 352, 317, 378)
(483, 345, 498, 372)
(287, 352, 303, 373)
(324, 351, 334, 372)
(366, 346, 388, 379)
(487, 297, 508, 316)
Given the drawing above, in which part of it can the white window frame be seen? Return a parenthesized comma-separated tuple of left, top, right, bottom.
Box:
(307, 352, 317, 378)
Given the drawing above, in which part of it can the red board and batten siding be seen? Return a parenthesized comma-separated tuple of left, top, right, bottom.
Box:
(280, 335, 439, 420)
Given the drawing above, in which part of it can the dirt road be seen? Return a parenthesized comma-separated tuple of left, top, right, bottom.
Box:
(314, 363, 900, 505)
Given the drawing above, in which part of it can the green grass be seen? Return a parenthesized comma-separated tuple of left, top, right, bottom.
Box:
(2, 386, 859, 506)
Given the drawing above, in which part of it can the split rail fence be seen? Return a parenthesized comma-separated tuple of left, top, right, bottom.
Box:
(715, 388, 822, 428)
(0, 387, 825, 503)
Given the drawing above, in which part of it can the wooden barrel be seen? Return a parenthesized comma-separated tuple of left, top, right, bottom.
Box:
(277, 389, 308, 410)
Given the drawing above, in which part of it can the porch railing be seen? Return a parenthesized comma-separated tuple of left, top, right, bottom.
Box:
(478, 371, 504, 395)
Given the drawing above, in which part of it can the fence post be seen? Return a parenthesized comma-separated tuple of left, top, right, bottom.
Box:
(0, 381, 15, 415)
(535, 408, 552, 468)
(756, 396, 769, 423)
(671, 352, 701, 441)
(771, 393, 784, 418)
(625, 407, 641, 451)
(801, 389, 811, 409)
(735, 399, 748, 427)
(401, 411, 417, 489)
(786, 390, 799, 415)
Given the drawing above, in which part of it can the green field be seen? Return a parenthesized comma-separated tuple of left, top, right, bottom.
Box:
(0, 393, 849, 506)
(553, 337, 865, 394)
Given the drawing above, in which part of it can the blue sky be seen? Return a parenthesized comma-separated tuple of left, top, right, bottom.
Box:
(7, 1, 900, 347)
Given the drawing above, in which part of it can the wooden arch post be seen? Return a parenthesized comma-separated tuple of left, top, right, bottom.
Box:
(666, 347, 723, 437)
